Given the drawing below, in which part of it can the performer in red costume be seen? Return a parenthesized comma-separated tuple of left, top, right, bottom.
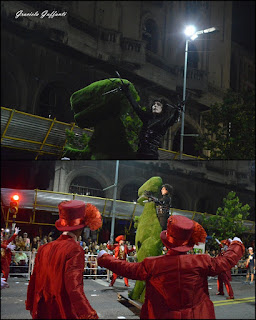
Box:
(215, 239, 234, 299)
(1, 227, 21, 280)
(26, 200, 102, 319)
(98, 215, 245, 319)
(107, 235, 135, 287)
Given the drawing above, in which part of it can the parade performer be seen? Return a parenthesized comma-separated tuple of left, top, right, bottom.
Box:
(1, 227, 21, 280)
(120, 82, 181, 159)
(25, 200, 102, 319)
(65, 77, 141, 159)
(129, 176, 163, 303)
(215, 239, 234, 299)
(144, 184, 173, 230)
(107, 235, 135, 287)
(98, 215, 245, 319)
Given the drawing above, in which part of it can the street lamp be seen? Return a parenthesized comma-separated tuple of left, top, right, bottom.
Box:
(103, 160, 119, 243)
(179, 25, 218, 159)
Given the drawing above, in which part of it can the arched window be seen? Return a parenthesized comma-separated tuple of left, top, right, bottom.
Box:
(69, 176, 104, 197)
(38, 83, 73, 122)
(142, 19, 158, 53)
(120, 183, 140, 202)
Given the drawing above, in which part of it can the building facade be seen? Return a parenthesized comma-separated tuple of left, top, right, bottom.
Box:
(51, 160, 255, 221)
(2, 1, 234, 156)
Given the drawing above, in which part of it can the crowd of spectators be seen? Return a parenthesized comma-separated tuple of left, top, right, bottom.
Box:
(2, 230, 137, 278)
(2, 230, 252, 278)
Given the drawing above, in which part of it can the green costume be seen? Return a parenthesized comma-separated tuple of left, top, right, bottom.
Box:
(64, 78, 142, 159)
(129, 176, 163, 303)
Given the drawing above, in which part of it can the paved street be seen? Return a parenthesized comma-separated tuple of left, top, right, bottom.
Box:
(1, 275, 255, 319)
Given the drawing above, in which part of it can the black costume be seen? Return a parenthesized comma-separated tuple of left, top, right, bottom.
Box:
(145, 191, 172, 230)
(121, 85, 180, 159)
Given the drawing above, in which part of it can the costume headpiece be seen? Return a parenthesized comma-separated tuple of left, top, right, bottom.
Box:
(160, 215, 207, 252)
(115, 235, 125, 243)
(55, 200, 102, 231)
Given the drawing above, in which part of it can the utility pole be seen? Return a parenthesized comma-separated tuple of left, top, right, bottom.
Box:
(103, 160, 119, 243)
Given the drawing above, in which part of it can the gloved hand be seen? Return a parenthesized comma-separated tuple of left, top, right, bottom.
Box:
(232, 237, 242, 243)
(1, 278, 9, 289)
(14, 227, 21, 235)
(97, 250, 108, 259)
(6, 243, 16, 250)
(144, 191, 153, 197)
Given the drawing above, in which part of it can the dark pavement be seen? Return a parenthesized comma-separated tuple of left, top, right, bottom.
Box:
(1, 275, 255, 319)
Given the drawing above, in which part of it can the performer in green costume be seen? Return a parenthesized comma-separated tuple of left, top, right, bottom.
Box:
(64, 78, 141, 159)
(128, 176, 163, 303)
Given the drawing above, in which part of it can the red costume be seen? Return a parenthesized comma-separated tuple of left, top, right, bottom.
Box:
(1, 232, 18, 280)
(98, 215, 245, 319)
(216, 239, 234, 299)
(26, 200, 102, 319)
(107, 235, 134, 287)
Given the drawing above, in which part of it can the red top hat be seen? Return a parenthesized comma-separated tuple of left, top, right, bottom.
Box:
(160, 215, 207, 252)
(55, 200, 102, 231)
(115, 235, 125, 243)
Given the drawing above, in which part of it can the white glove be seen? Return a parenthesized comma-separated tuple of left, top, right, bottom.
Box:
(14, 227, 21, 235)
(6, 243, 16, 250)
(228, 239, 232, 243)
(97, 250, 107, 259)
(1, 278, 9, 289)
(232, 237, 242, 243)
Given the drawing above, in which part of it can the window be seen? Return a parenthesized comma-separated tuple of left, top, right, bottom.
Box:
(69, 176, 104, 197)
(142, 19, 158, 53)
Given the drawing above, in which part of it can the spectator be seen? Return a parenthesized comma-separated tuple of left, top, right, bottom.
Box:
(88, 250, 97, 279)
(31, 237, 39, 251)
(23, 233, 30, 251)
(78, 236, 83, 246)
(16, 236, 26, 251)
(205, 250, 211, 256)
(244, 247, 255, 285)
(14, 248, 28, 266)
(44, 236, 48, 244)
(81, 242, 88, 250)
(210, 249, 216, 257)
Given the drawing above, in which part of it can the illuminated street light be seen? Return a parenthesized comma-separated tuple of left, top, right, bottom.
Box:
(184, 25, 196, 37)
(179, 26, 218, 159)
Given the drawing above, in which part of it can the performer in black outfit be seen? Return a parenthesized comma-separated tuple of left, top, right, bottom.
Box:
(120, 83, 181, 159)
(145, 184, 173, 230)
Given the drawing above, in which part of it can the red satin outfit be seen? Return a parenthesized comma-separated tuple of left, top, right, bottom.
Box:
(217, 269, 233, 297)
(99, 241, 244, 319)
(26, 234, 98, 319)
(1, 233, 18, 280)
(107, 243, 134, 286)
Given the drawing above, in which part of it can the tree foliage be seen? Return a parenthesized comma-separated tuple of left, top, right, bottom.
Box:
(196, 89, 255, 159)
(200, 191, 250, 250)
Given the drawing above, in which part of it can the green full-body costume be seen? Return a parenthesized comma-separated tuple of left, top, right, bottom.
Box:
(65, 78, 142, 159)
(129, 176, 163, 303)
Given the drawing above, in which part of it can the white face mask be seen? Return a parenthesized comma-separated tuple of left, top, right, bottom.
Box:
(152, 101, 163, 114)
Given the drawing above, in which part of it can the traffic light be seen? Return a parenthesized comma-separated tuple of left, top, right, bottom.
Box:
(10, 194, 20, 216)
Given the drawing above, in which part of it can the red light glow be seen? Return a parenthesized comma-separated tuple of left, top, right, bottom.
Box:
(12, 195, 19, 201)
